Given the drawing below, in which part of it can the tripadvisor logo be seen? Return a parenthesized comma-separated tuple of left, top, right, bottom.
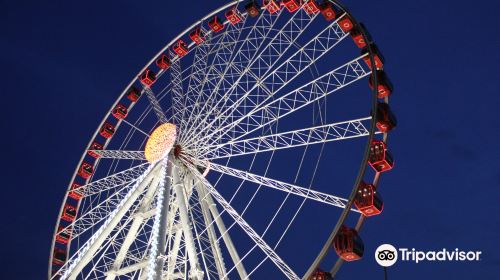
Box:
(375, 244, 482, 266)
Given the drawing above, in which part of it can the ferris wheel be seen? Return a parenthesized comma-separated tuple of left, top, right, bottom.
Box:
(49, 1, 397, 279)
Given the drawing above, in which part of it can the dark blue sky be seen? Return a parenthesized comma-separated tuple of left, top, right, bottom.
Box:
(1, 0, 499, 279)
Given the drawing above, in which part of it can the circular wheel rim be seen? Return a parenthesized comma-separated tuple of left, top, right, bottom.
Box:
(48, 1, 394, 279)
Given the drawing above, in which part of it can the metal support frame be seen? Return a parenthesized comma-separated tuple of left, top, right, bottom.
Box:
(172, 162, 203, 280)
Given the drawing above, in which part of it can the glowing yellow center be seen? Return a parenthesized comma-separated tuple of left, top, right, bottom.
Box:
(145, 123, 177, 163)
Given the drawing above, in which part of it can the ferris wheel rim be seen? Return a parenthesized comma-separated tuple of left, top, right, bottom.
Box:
(48, 1, 392, 279)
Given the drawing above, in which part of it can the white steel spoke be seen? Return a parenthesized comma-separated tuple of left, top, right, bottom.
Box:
(201, 117, 374, 159)
(183, 13, 349, 149)
(189, 157, 354, 211)
(88, 150, 146, 161)
(72, 163, 150, 198)
(193, 55, 369, 149)
(180, 22, 245, 136)
(183, 160, 300, 280)
(180, 10, 284, 145)
(144, 87, 168, 124)
(170, 57, 185, 126)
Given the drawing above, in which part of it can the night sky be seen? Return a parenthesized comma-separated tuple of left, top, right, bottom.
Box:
(1, 0, 499, 279)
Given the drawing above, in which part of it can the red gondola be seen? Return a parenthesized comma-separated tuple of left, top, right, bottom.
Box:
(303, 0, 320, 14)
(189, 27, 205, 44)
(309, 269, 332, 280)
(245, 1, 261, 17)
(56, 226, 72, 244)
(361, 43, 385, 70)
(112, 104, 128, 120)
(139, 69, 157, 86)
(354, 181, 384, 216)
(53, 248, 67, 266)
(283, 0, 301, 13)
(78, 162, 94, 179)
(172, 40, 189, 57)
(156, 54, 171, 70)
(349, 23, 372, 49)
(99, 122, 115, 139)
(126, 87, 141, 102)
(208, 16, 225, 33)
(319, 2, 336, 21)
(375, 102, 397, 132)
(338, 14, 354, 33)
(61, 204, 77, 222)
(263, 0, 280, 14)
(226, 7, 243, 25)
(368, 140, 394, 173)
(68, 182, 83, 200)
(333, 226, 364, 261)
(369, 70, 393, 98)
(88, 141, 103, 159)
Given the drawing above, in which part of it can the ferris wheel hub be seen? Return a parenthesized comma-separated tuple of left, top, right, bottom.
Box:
(144, 123, 177, 163)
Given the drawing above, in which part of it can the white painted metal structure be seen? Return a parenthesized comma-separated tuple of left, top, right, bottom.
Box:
(49, 1, 392, 279)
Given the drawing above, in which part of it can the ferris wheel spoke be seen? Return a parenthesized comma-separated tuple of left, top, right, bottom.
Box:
(211, 15, 349, 143)
(70, 163, 150, 200)
(121, 118, 151, 137)
(184, 160, 300, 280)
(199, 117, 374, 159)
(181, 10, 284, 145)
(180, 23, 246, 137)
(180, 22, 247, 142)
(185, 10, 322, 147)
(62, 164, 156, 244)
(59, 163, 162, 280)
(170, 57, 185, 126)
(87, 150, 146, 161)
(143, 87, 169, 124)
(196, 158, 354, 211)
(196, 55, 369, 148)
(179, 29, 214, 133)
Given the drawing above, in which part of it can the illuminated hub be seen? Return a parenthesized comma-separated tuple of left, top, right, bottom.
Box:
(145, 123, 177, 163)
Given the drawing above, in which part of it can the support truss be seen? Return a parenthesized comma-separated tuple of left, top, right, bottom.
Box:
(144, 87, 169, 124)
(88, 150, 146, 161)
(59, 163, 159, 280)
(189, 55, 369, 150)
(201, 117, 373, 159)
(183, 159, 301, 280)
(187, 157, 354, 211)
(73, 163, 150, 198)
(184, 14, 349, 149)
